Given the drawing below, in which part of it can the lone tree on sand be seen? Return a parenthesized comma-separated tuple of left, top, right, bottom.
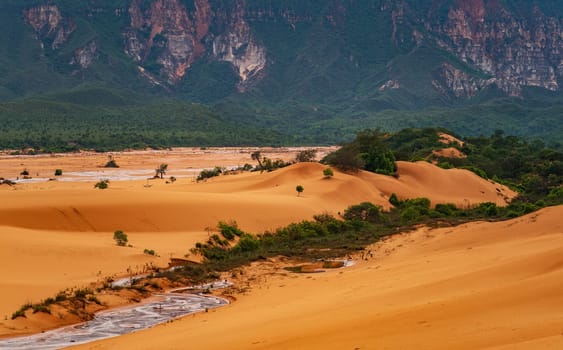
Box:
(296, 185, 304, 197)
(251, 151, 263, 170)
(155, 163, 168, 179)
(113, 230, 128, 246)
(323, 167, 334, 178)
(94, 179, 109, 189)
(104, 155, 119, 168)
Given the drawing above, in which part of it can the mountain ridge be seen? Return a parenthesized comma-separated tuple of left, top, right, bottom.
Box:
(1, 0, 562, 148)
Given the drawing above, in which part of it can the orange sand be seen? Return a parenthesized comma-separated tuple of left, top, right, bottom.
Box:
(72, 206, 563, 350)
(439, 132, 465, 146)
(0, 159, 514, 318)
(433, 146, 467, 158)
(0, 149, 519, 341)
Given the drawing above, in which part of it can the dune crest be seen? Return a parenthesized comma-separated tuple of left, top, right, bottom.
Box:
(70, 206, 563, 350)
(0, 160, 516, 334)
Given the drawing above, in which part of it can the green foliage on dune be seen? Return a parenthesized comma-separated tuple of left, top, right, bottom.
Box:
(174, 184, 561, 283)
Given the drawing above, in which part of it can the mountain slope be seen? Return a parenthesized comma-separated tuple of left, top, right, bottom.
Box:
(0, 0, 562, 148)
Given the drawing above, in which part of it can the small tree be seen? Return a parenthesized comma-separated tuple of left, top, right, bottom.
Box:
(296, 185, 304, 197)
(20, 169, 30, 176)
(104, 155, 119, 168)
(113, 230, 128, 246)
(251, 151, 263, 171)
(155, 163, 168, 179)
(295, 149, 317, 162)
(323, 167, 334, 178)
(54, 169, 63, 176)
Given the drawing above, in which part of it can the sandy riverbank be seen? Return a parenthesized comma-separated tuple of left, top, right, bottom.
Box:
(0, 147, 522, 344)
(72, 206, 563, 350)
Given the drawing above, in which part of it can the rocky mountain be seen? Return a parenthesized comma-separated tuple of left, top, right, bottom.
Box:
(1, 0, 562, 147)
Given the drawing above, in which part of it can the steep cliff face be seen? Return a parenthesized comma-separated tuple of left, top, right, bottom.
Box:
(23, 5, 75, 50)
(70, 41, 98, 69)
(15, 0, 563, 102)
(212, 4, 266, 91)
(431, 0, 563, 96)
(125, 0, 266, 87)
(433, 63, 493, 98)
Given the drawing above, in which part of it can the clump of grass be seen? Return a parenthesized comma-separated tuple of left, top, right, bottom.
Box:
(55, 291, 67, 302)
(74, 288, 93, 299)
(11, 309, 26, 320)
(11, 303, 32, 319)
(94, 179, 109, 189)
(32, 304, 51, 314)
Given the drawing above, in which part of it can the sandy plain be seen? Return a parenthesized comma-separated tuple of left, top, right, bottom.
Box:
(1, 146, 560, 349)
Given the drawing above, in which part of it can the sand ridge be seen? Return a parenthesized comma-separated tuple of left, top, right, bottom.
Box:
(0, 153, 518, 341)
(70, 206, 563, 350)
(0, 162, 515, 232)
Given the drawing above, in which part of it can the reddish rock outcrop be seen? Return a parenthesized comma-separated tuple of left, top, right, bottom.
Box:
(125, 0, 266, 87)
(24, 5, 75, 50)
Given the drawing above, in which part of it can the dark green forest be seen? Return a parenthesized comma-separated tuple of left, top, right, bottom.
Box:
(0, 1, 562, 151)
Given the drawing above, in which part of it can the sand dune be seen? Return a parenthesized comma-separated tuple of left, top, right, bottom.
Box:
(71, 206, 563, 350)
(439, 132, 465, 146)
(0, 160, 516, 336)
(432, 146, 466, 158)
(0, 162, 514, 232)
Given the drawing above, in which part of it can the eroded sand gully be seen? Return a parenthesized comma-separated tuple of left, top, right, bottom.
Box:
(1, 148, 560, 349)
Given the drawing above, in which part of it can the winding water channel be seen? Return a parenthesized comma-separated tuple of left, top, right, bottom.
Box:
(0, 281, 231, 350)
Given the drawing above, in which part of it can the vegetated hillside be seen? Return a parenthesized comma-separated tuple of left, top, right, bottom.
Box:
(0, 0, 562, 149)
(323, 128, 562, 205)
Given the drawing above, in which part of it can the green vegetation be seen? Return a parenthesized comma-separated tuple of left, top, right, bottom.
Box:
(323, 129, 397, 174)
(11, 287, 106, 321)
(31, 304, 51, 315)
(54, 169, 63, 176)
(155, 163, 168, 179)
(143, 249, 157, 256)
(250, 151, 292, 173)
(163, 128, 561, 285)
(0, 2, 562, 151)
(11, 303, 32, 320)
(323, 167, 334, 178)
(323, 127, 561, 206)
(259, 158, 292, 172)
(169, 187, 560, 284)
(384, 128, 562, 202)
(197, 166, 224, 182)
(113, 230, 128, 246)
(94, 179, 109, 189)
(104, 157, 119, 168)
(296, 185, 304, 196)
(295, 149, 317, 162)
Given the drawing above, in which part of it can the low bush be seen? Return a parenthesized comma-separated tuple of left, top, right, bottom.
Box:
(143, 249, 157, 256)
(32, 304, 51, 314)
(197, 166, 224, 181)
(94, 179, 109, 189)
(113, 230, 128, 246)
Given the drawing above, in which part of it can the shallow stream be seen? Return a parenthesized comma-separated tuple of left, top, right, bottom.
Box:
(0, 281, 231, 350)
